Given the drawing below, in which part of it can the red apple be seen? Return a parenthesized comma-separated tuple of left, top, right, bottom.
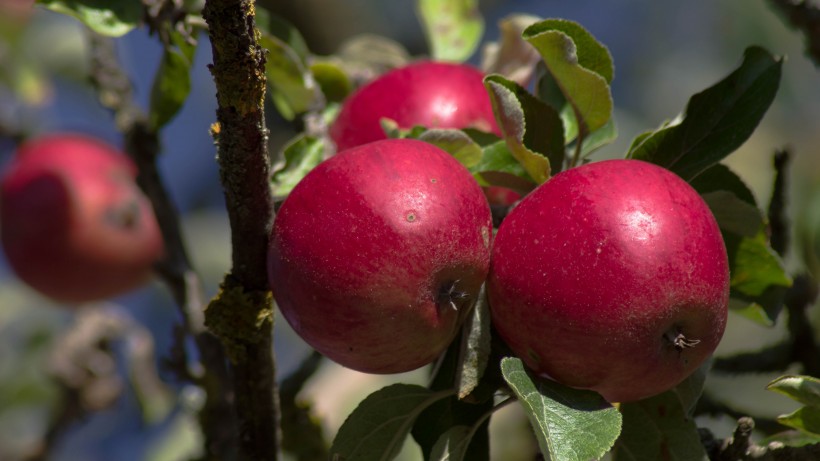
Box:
(329, 61, 501, 152)
(0, 133, 164, 303)
(268, 138, 493, 373)
(488, 159, 729, 402)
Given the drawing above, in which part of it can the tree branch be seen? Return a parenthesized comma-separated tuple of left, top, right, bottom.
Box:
(201, 1, 280, 460)
(86, 31, 238, 460)
(710, 417, 820, 460)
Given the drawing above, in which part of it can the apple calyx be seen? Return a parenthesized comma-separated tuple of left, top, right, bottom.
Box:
(438, 279, 470, 312)
(664, 328, 702, 352)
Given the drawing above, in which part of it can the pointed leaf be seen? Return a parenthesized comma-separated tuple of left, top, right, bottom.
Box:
(523, 19, 614, 139)
(271, 135, 326, 198)
(767, 375, 820, 408)
(149, 38, 196, 129)
(38, 0, 141, 37)
(455, 285, 492, 399)
(701, 190, 763, 238)
(629, 46, 782, 181)
(776, 407, 820, 436)
(430, 425, 473, 461)
(727, 230, 792, 297)
(500, 357, 621, 461)
(579, 118, 618, 159)
(471, 141, 533, 191)
(417, 0, 483, 62)
(331, 384, 454, 461)
(484, 75, 563, 182)
(612, 384, 708, 461)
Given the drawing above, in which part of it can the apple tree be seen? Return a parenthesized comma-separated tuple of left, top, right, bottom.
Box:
(0, 1, 819, 460)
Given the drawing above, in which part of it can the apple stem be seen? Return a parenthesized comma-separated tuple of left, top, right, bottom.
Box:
(438, 279, 470, 311)
(664, 328, 701, 352)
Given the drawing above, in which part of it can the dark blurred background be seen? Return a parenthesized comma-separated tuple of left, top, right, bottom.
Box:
(0, 1, 818, 460)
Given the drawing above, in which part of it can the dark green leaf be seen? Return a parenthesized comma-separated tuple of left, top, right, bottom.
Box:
(484, 75, 563, 182)
(628, 46, 782, 181)
(691, 164, 790, 326)
(767, 375, 820, 408)
(500, 357, 621, 461)
(271, 135, 326, 199)
(612, 384, 708, 461)
(38, 0, 141, 37)
(760, 430, 820, 448)
(419, 129, 483, 169)
(331, 384, 454, 461)
(149, 38, 196, 129)
(523, 19, 613, 140)
(416, 0, 483, 62)
(430, 425, 473, 461)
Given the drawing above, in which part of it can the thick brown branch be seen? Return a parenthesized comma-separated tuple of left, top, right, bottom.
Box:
(201, 1, 279, 460)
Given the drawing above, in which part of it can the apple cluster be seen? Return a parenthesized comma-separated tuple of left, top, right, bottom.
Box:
(268, 61, 730, 403)
(0, 133, 164, 304)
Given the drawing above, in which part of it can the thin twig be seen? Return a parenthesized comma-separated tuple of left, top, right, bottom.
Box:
(86, 31, 238, 460)
(711, 417, 820, 460)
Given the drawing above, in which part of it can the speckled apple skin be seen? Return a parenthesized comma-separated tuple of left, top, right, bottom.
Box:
(488, 159, 729, 402)
(1, 134, 164, 303)
(268, 139, 493, 374)
(330, 61, 501, 152)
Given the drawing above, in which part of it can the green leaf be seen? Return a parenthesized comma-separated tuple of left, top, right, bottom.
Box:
(767, 375, 820, 408)
(416, 0, 483, 62)
(471, 141, 531, 184)
(579, 117, 618, 159)
(612, 384, 708, 461)
(776, 407, 820, 436)
(701, 190, 763, 238)
(149, 38, 196, 129)
(255, 9, 310, 61)
(430, 425, 473, 461)
(331, 384, 454, 461)
(37, 0, 141, 37)
(419, 129, 483, 169)
(628, 46, 783, 181)
(727, 230, 792, 297)
(500, 357, 621, 461)
(310, 60, 353, 103)
(484, 75, 563, 182)
(455, 286, 492, 399)
(690, 164, 790, 326)
(259, 33, 320, 121)
(271, 135, 326, 199)
(523, 19, 614, 140)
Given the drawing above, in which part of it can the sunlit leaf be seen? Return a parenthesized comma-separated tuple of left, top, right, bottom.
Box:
(271, 135, 326, 199)
(776, 407, 820, 436)
(38, 0, 141, 37)
(149, 36, 196, 129)
(501, 357, 621, 461)
(767, 375, 820, 408)
(417, 0, 483, 62)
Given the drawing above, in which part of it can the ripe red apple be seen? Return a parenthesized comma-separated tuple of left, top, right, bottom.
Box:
(0, 133, 164, 303)
(268, 138, 493, 373)
(488, 159, 729, 402)
(329, 61, 501, 152)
